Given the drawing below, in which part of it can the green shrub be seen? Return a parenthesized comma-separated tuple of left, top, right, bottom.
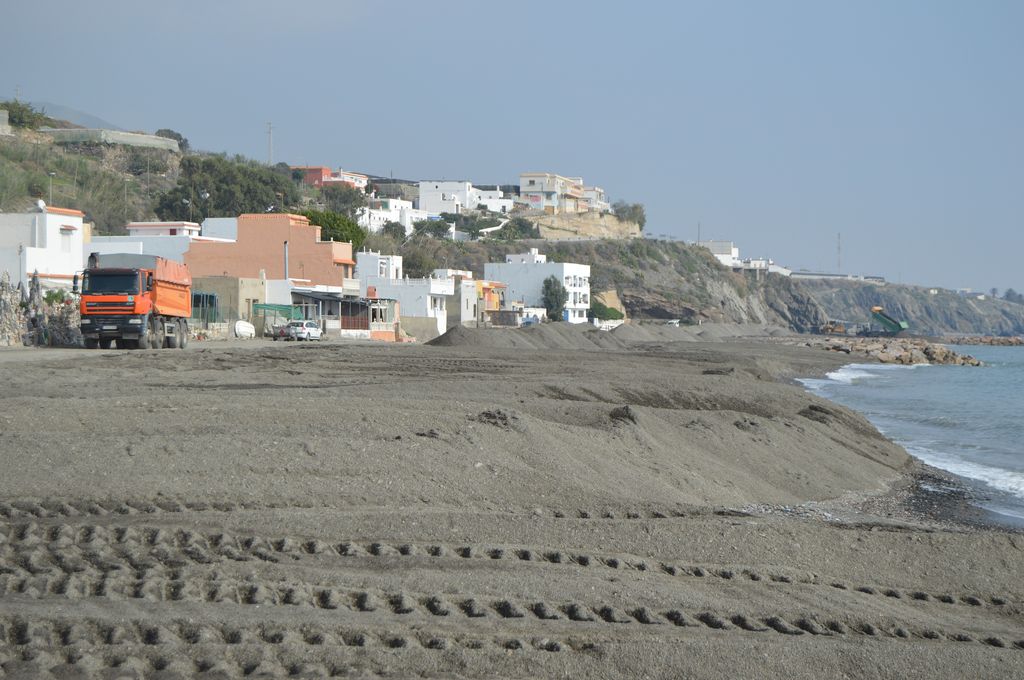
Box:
(591, 300, 624, 320)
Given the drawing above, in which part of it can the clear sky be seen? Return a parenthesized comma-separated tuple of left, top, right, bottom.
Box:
(3, 1, 1021, 291)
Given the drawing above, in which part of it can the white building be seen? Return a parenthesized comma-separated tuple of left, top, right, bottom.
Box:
(323, 169, 369, 191)
(698, 240, 792, 277)
(418, 181, 513, 215)
(474, 187, 514, 214)
(357, 198, 427, 235)
(518, 172, 585, 214)
(699, 240, 741, 268)
(355, 250, 454, 338)
(88, 218, 233, 264)
(483, 248, 590, 324)
(418, 181, 472, 214)
(0, 204, 86, 290)
(200, 217, 238, 240)
(126, 221, 201, 238)
(582, 186, 610, 212)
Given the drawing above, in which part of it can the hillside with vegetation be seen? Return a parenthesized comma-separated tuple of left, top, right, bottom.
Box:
(360, 232, 829, 330)
(0, 101, 179, 232)
(0, 102, 321, 234)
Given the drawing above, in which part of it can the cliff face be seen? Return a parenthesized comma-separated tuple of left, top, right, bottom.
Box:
(798, 279, 1024, 336)
(532, 212, 642, 240)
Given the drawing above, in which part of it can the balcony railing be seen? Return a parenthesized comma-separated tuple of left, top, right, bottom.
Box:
(341, 277, 360, 296)
(371, 277, 454, 295)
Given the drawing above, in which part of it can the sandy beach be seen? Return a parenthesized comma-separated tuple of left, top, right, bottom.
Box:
(0, 327, 1022, 679)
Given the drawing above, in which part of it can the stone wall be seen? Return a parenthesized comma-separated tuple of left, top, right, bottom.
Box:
(0, 272, 23, 346)
(0, 272, 82, 347)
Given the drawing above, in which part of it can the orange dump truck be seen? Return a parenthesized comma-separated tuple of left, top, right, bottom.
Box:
(79, 253, 192, 349)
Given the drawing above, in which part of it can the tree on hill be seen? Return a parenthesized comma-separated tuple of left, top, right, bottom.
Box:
(413, 219, 451, 239)
(298, 209, 367, 250)
(497, 216, 539, 240)
(0, 100, 59, 129)
(437, 212, 504, 239)
(321, 183, 366, 218)
(402, 245, 440, 278)
(591, 300, 624, 320)
(542, 275, 568, 321)
(154, 155, 300, 222)
(612, 200, 646, 230)
(154, 128, 189, 153)
(1003, 288, 1024, 304)
(382, 221, 407, 241)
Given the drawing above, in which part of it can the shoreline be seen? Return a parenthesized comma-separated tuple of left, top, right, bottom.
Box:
(794, 352, 1024, 532)
(792, 458, 1024, 533)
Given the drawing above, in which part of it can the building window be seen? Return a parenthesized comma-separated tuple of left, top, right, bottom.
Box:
(528, 179, 535, 186)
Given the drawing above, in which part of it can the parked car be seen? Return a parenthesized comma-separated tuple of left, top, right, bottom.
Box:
(275, 320, 324, 341)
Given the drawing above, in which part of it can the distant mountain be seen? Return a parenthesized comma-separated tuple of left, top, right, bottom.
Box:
(29, 101, 123, 130)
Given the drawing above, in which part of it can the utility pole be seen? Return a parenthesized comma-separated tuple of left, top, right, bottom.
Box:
(697, 222, 701, 245)
(266, 122, 273, 165)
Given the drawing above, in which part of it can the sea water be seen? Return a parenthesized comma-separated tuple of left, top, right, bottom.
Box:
(799, 345, 1024, 526)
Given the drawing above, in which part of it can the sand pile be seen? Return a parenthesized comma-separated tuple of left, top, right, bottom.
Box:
(428, 321, 794, 351)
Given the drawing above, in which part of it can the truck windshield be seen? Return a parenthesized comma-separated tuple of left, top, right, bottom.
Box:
(83, 272, 139, 294)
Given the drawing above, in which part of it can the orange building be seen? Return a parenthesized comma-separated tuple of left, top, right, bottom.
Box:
(185, 213, 355, 286)
(291, 166, 333, 187)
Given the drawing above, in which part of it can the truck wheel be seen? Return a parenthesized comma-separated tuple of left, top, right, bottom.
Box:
(149, 317, 162, 349)
(179, 320, 189, 349)
(165, 318, 180, 348)
(84, 338, 98, 349)
(99, 339, 113, 349)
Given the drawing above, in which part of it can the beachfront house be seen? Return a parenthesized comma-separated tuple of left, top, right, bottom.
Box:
(484, 248, 590, 324)
(433, 268, 516, 329)
(355, 250, 454, 340)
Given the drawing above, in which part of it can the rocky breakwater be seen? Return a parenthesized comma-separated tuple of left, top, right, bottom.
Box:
(945, 335, 1023, 346)
(802, 336, 982, 366)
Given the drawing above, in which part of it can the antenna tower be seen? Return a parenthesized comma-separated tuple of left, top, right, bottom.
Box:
(266, 122, 273, 165)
